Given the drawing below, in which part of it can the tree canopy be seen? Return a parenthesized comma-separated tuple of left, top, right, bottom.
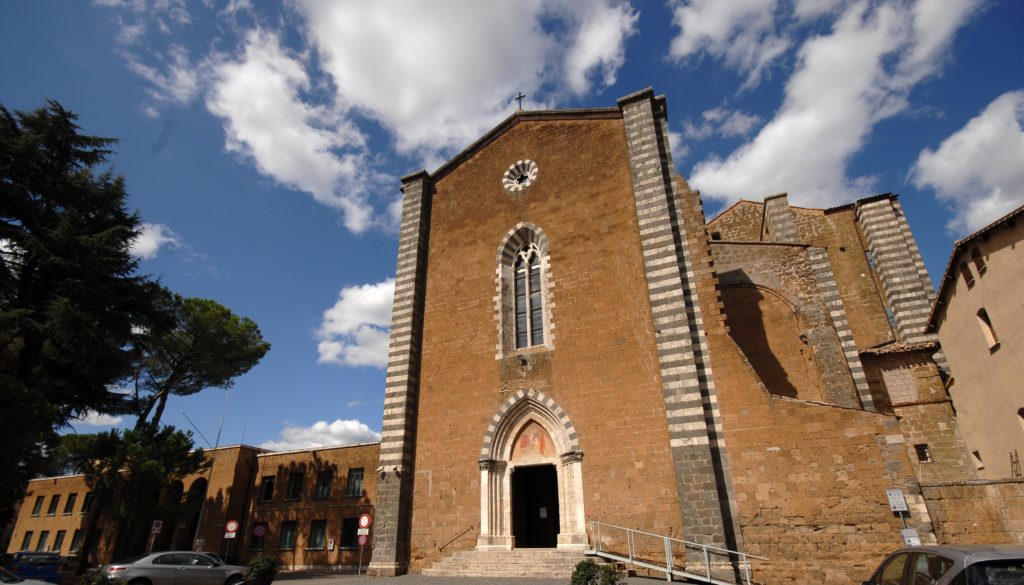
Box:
(0, 100, 167, 526)
(0, 101, 271, 536)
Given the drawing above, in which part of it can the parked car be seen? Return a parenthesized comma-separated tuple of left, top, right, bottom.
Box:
(863, 544, 1024, 585)
(3, 553, 63, 585)
(0, 566, 55, 585)
(99, 552, 245, 585)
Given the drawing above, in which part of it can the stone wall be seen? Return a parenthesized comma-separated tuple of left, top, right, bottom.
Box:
(685, 189, 934, 585)
(921, 479, 1024, 544)
(708, 200, 763, 241)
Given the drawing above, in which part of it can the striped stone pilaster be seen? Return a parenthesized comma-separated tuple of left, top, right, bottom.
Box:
(368, 171, 432, 576)
(856, 197, 937, 344)
(807, 247, 875, 410)
(762, 193, 800, 243)
(617, 88, 729, 555)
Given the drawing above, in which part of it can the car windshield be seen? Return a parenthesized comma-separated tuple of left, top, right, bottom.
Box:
(966, 559, 1024, 585)
(0, 567, 24, 584)
(111, 555, 148, 566)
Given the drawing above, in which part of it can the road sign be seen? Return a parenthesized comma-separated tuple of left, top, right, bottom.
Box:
(224, 532, 236, 539)
(225, 520, 239, 533)
(358, 535, 367, 546)
(357, 527, 369, 536)
(253, 525, 266, 537)
(358, 514, 371, 528)
(886, 489, 908, 512)
(151, 520, 163, 534)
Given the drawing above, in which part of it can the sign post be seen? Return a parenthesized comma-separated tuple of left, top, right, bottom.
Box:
(147, 520, 163, 553)
(357, 513, 371, 576)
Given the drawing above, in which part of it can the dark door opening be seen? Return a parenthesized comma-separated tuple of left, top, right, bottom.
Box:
(512, 464, 559, 548)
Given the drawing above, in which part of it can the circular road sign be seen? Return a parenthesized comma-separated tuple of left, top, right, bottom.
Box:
(225, 520, 239, 533)
(358, 514, 371, 529)
(358, 534, 367, 546)
(253, 525, 266, 537)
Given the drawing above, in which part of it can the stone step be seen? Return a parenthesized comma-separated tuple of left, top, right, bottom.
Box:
(425, 548, 588, 578)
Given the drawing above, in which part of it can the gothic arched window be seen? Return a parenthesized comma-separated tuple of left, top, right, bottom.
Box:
(494, 223, 553, 358)
(514, 244, 544, 348)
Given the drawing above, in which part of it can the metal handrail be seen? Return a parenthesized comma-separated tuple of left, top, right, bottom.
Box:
(438, 523, 478, 551)
(587, 520, 768, 585)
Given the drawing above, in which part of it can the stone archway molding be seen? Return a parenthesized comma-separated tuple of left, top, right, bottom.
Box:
(477, 389, 587, 550)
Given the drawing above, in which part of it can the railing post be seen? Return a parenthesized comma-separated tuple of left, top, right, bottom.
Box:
(663, 536, 673, 582)
(703, 545, 711, 582)
(743, 553, 751, 585)
(628, 529, 634, 563)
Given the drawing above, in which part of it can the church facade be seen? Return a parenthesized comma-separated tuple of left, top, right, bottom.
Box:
(366, 88, 1015, 584)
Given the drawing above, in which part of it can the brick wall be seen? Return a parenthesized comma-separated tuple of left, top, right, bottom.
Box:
(404, 114, 686, 570)
(682, 189, 935, 585)
(921, 479, 1024, 544)
(708, 200, 763, 242)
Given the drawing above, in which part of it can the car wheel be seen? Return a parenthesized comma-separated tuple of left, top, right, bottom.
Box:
(225, 574, 244, 585)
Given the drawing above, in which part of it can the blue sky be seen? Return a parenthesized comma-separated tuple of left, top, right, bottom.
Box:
(3, 0, 1022, 452)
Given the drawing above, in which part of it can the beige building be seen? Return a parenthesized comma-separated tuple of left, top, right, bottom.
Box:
(926, 204, 1024, 480)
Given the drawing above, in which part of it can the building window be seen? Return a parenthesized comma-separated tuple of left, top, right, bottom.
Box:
(307, 520, 327, 550)
(249, 522, 268, 550)
(285, 472, 303, 500)
(277, 521, 296, 550)
(514, 244, 544, 348)
(52, 531, 66, 553)
(257, 476, 275, 502)
(81, 492, 94, 514)
(959, 262, 975, 288)
(63, 493, 77, 515)
(341, 518, 358, 549)
(36, 531, 49, 552)
(46, 495, 60, 516)
(69, 530, 82, 553)
(914, 444, 932, 463)
(345, 468, 364, 497)
(21, 531, 33, 551)
(710, 231, 721, 241)
(971, 450, 985, 471)
(31, 496, 44, 517)
(971, 247, 986, 275)
(976, 308, 999, 350)
(496, 224, 553, 357)
(315, 470, 332, 499)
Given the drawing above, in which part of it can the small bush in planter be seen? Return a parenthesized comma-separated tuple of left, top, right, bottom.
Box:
(570, 559, 622, 585)
(245, 556, 276, 585)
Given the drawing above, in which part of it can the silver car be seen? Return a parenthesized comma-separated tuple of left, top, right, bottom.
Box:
(100, 552, 245, 585)
(863, 544, 1024, 585)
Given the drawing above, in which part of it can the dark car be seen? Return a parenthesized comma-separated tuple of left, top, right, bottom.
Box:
(100, 552, 245, 585)
(4, 553, 63, 585)
(863, 544, 1024, 585)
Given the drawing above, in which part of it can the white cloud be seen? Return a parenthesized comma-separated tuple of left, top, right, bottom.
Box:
(669, 0, 790, 89)
(261, 419, 381, 451)
(295, 1, 638, 157)
(131, 222, 183, 259)
(123, 44, 200, 113)
(205, 29, 381, 233)
(688, 0, 982, 207)
(683, 107, 762, 140)
(316, 278, 395, 368)
(557, 1, 640, 95)
(74, 411, 124, 427)
(912, 91, 1024, 234)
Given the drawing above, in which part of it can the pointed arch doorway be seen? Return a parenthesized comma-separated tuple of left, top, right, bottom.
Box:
(477, 390, 587, 550)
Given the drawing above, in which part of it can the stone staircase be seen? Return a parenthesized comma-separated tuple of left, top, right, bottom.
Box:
(422, 548, 589, 578)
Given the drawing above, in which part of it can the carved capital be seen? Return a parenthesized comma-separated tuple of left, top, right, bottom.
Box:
(479, 459, 507, 472)
(560, 450, 585, 465)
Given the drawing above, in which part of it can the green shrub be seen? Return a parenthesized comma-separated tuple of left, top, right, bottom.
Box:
(245, 556, 276, 581)
(571, 559, 622, 585)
